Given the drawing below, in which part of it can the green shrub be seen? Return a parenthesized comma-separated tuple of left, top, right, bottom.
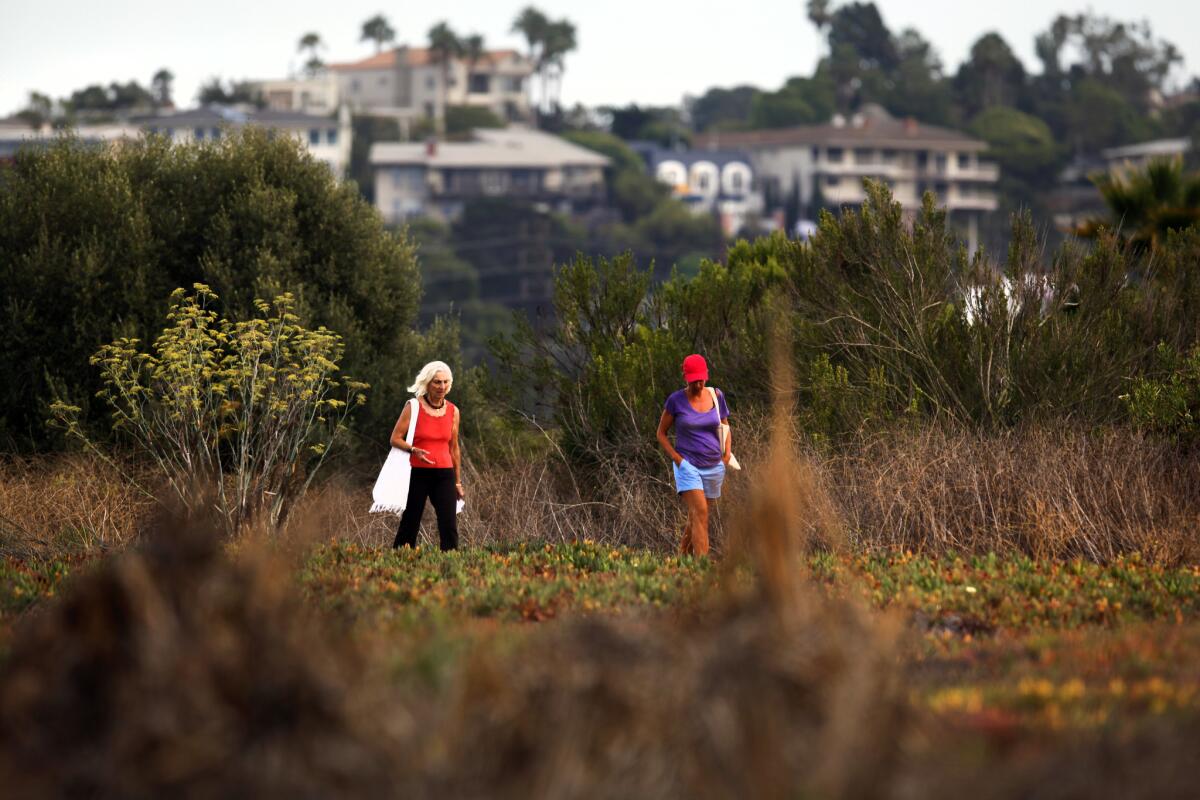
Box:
(789, 182, 1200, 429)
(1124, 343, 1200, 443)
(488, 246, 787, 463)
(50, 285, 365, 532)
(0, 130, 436, 451)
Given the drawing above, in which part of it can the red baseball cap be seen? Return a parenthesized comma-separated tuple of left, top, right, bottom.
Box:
(682, 354, 709, 382)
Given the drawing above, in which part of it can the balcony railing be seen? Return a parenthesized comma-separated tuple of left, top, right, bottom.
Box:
(815, 160, 906, 178)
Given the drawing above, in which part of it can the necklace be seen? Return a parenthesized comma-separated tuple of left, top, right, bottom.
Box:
(424, 397, 446, 410)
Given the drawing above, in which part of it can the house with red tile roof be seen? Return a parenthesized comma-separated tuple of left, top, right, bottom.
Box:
(329, 45, 533, 132)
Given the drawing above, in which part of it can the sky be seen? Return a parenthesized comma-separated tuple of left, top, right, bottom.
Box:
(2, 0, 1198, 117)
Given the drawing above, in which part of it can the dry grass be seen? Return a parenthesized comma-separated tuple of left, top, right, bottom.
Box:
(0, 454, 153, 558)
(297, 453, 749, 554)
(821, 425, 1200, 564)
(348, 419, 1199, 564)
(3, 423, 1198, 565)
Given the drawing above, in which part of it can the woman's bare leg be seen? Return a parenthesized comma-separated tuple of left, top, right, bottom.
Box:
(681, 489, 709, 556)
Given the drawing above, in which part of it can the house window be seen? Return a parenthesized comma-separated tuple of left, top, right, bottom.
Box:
(210, 128, 220, 141)
(350, 78, 361, 92)
(393, 168, 423, 190)
(825, 176, 839, 188)
(826, 148, 843, 163)
(469, 73, 490, 94)
(194, 127, 205, 140)
(426, 75, 436, 90)
(958, 153, 971, 169)
(853, 148, 872, 163)
(934, 154, 947, 173)
(309, 129, 321, 145)
(326, 129, 338, 145)
(424, 102, 435, 117)
(482, 171, 505, 193)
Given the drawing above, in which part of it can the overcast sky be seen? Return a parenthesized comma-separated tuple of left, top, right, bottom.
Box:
(2, 0, 1197, 117)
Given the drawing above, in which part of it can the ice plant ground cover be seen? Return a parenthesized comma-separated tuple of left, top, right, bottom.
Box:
(3, 541, 1197, 736)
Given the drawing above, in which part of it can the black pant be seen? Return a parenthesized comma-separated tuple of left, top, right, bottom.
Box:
(393, 467, 458, 551)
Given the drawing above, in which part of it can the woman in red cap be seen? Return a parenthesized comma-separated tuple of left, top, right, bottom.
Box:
(655, 353, 731, 556)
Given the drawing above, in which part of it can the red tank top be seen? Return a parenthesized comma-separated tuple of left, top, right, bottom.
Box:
(410, 400, 455, 469)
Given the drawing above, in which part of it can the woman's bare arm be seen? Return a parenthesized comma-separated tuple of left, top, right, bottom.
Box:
(389, 403, 412, 449)
(656, 410, 684, 465)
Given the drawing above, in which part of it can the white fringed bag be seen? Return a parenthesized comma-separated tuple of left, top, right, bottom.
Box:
(369, 398, 419, 514)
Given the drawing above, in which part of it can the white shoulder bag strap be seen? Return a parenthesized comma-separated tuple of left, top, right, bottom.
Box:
(707, 387, 741, 471)
(405, 396, 420, 445)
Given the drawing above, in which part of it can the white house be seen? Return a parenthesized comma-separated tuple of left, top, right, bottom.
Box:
(632, 143, 763, 236)
(1101, 138, 1191, 172)
(370, 126, 609, 223)
(135, 105, 353, 176)
(697, 104, 1000, 251)
(249, 71, 340, 116)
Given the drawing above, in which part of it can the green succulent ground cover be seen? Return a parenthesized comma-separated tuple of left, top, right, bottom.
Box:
(4, 541, 1198, 735)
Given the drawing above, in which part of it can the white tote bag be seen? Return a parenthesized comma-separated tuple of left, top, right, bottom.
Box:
(369, 399, 419, 514)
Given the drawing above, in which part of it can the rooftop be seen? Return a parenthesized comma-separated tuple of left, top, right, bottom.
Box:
(371, 127, 611, 169)
(695, 104, 987, 152)
(133, 106, 338, 128)
(631, 141, 751, 168)
(330, 46, 524, 72)
(1102, 138, 1191, 161)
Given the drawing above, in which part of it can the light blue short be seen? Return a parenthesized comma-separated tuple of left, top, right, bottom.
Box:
(673, 459, 725, 499)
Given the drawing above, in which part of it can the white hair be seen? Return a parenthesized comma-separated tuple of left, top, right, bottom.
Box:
(408, 360, 453, 398)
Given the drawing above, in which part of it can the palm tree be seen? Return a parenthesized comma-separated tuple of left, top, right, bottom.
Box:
(807, 0, 833, 33)
(360, 14, 396, 54)
(1077, 157, 1200, 252)
(298, 32, 324, 77)
(540, 19, 577, 114)
(462, 34, 486, 86)
(151, 68, 174, 107)
(511, 6, 550, 111)
(511, 6, 549, 60)
(427, 22, 463, 136)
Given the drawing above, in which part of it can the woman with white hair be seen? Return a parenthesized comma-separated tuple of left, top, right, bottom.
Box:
(390, 360, 464, 551)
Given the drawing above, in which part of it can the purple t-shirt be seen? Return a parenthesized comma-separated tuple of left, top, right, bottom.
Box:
(664, 388, 730, 468)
